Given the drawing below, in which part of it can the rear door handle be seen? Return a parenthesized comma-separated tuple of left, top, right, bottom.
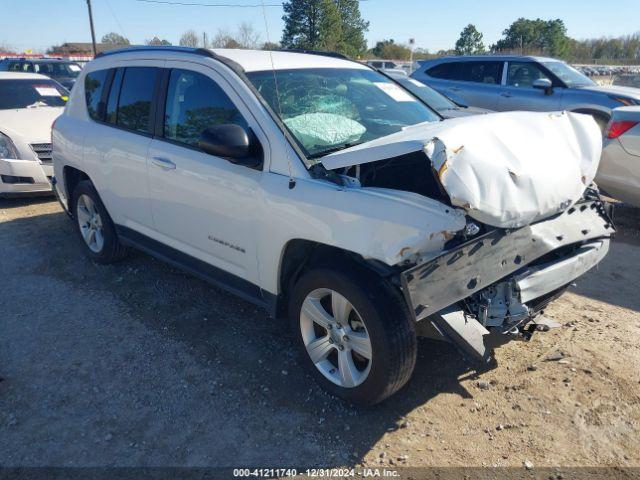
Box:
(151, 157, 176, 170)
(500, 92, 512, 98)
(449, 87, 461, 92)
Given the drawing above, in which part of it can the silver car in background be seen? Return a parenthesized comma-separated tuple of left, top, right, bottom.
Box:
(598, 106, 640, 207)
(412, 55, 640, 130)
(389, 74, 491, 118)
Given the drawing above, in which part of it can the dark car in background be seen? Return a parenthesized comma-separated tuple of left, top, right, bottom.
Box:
(0, 58, 82, 90)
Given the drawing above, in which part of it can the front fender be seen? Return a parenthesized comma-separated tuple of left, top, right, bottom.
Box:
(256, 174, 466, 294)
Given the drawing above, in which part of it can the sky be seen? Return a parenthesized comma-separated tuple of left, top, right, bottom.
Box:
(1, 0, 639, 53)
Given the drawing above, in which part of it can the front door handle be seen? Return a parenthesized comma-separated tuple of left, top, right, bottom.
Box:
(449, 87, 461, 92)
(500, 92, 512, 98)
(151, 157, 176, 170)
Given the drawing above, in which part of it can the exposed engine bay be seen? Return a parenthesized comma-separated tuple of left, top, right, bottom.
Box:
(320, 111, 613, 362)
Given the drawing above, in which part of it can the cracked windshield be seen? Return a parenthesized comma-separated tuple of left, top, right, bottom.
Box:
(247, 68, 440, 159)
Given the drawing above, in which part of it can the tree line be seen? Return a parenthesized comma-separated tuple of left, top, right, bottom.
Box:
(41, 1, 640, 64)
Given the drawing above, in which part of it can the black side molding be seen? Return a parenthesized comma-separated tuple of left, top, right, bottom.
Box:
(116, 225, 277, 316)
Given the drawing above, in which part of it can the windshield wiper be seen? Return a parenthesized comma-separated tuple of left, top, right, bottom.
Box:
(308, 141, 366, 159)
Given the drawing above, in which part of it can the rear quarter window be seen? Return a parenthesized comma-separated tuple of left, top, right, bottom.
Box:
(426, 62, 461, 80)
(84, 69, 110, 121)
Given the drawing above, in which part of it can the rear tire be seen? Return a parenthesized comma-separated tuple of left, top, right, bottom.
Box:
(289, 265, 417, 405)
(72, 180, 127, 264)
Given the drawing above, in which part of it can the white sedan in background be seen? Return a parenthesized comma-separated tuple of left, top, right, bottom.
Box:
(0, 72, 67, 197)
(598, 106, 640, 207)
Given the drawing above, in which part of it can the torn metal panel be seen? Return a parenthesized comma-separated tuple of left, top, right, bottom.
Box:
(401, 200, 613, 321)
(322, 111, 602, 229)
(430, 308, 491, 363)
(515, 239, 610, 303)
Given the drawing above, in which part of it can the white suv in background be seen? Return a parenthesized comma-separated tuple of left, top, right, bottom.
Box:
(0, 72, 67, 196)
(53, 47, 613, 404)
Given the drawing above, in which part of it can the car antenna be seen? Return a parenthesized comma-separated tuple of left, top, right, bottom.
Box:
(260, 0, 296, 189)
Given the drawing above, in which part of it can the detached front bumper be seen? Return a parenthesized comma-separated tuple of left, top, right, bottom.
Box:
(0, 158, 53, 197)
(401, 199, 614, 362)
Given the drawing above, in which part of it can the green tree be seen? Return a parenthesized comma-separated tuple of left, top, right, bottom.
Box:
(454, 24, 485, 55)
(334, 0, 369, 57)
(145, 37, 172, 46)
(281, 0, 368, 56)
(369, 39, 412, 60)
(494, 18, 569, 57)
(101, 32, 130, 46)
(262, 41, 281, 50)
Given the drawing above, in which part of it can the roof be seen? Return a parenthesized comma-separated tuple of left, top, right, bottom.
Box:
(0, 72, 52, 80)
(212, 49, 367, 72)
(94, 46, 368, 73)
(422, 54, 560, 64)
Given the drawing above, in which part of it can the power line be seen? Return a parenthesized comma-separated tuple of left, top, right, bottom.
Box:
(104, 0, 129, 40)
(134, 0, 282, 7)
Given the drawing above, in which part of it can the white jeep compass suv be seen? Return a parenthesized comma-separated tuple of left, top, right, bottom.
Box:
(53, 47, 613, 404)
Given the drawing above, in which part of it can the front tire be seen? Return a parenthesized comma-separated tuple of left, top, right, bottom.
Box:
(72, 180, 127, 264)
(289, 266, 417, 405)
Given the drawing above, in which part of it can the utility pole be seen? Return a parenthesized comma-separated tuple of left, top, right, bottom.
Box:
(86, 0, 97, 57)
(408, 38, 415, 74)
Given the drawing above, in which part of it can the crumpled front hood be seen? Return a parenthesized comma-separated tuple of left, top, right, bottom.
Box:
(322, 111, 602, 228)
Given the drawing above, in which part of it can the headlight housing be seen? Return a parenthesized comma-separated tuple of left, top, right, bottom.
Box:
(0, 131, 19, 159)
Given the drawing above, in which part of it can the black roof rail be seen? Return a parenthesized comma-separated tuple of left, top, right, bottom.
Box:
(94, 45, 352, 63)
(94, 45, 218, 59)
(270, 48, 350, 60)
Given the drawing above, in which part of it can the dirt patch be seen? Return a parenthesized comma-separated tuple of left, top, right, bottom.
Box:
(1, 198, 639, 469)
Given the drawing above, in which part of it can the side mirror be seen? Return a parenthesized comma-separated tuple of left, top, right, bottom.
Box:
(533, 78, 553, 95)
(198, 124, 261, 167)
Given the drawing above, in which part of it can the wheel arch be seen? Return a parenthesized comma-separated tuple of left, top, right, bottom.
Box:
(62, 166, 91, 217)
(273, 239, 397, 319)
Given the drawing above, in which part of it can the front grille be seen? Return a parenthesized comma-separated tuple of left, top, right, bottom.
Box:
(1, 174, 34, 184)
(30, 143, 53, 165)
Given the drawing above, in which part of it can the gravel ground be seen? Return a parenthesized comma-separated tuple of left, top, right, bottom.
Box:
(1, 198, 639, 470)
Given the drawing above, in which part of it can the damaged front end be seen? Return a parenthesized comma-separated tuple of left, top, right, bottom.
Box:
(401, 198, 614, 363)
(320, 110, 613, 363)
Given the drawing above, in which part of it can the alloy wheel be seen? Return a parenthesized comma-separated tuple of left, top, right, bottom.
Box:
(76, 194, 104, 253)
(299, 288, 373, 388)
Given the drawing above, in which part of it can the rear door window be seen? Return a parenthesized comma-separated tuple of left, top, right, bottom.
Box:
(114, 67, 158, 133)
(464, 61, 502, 84)
(428, 61, 503, 84)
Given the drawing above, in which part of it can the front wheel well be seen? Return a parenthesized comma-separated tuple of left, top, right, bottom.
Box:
(274, 239, 397, 319)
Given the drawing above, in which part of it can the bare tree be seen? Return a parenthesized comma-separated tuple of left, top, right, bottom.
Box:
(210, 23, 261, 49)
(237, 22, 261, 49)
(0, 42, 16, 53)
(211, 28, 234, 48)
(179, 30, 199, 48)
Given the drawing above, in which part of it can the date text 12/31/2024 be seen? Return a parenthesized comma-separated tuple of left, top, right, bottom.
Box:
(232, 468, 401, 477)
